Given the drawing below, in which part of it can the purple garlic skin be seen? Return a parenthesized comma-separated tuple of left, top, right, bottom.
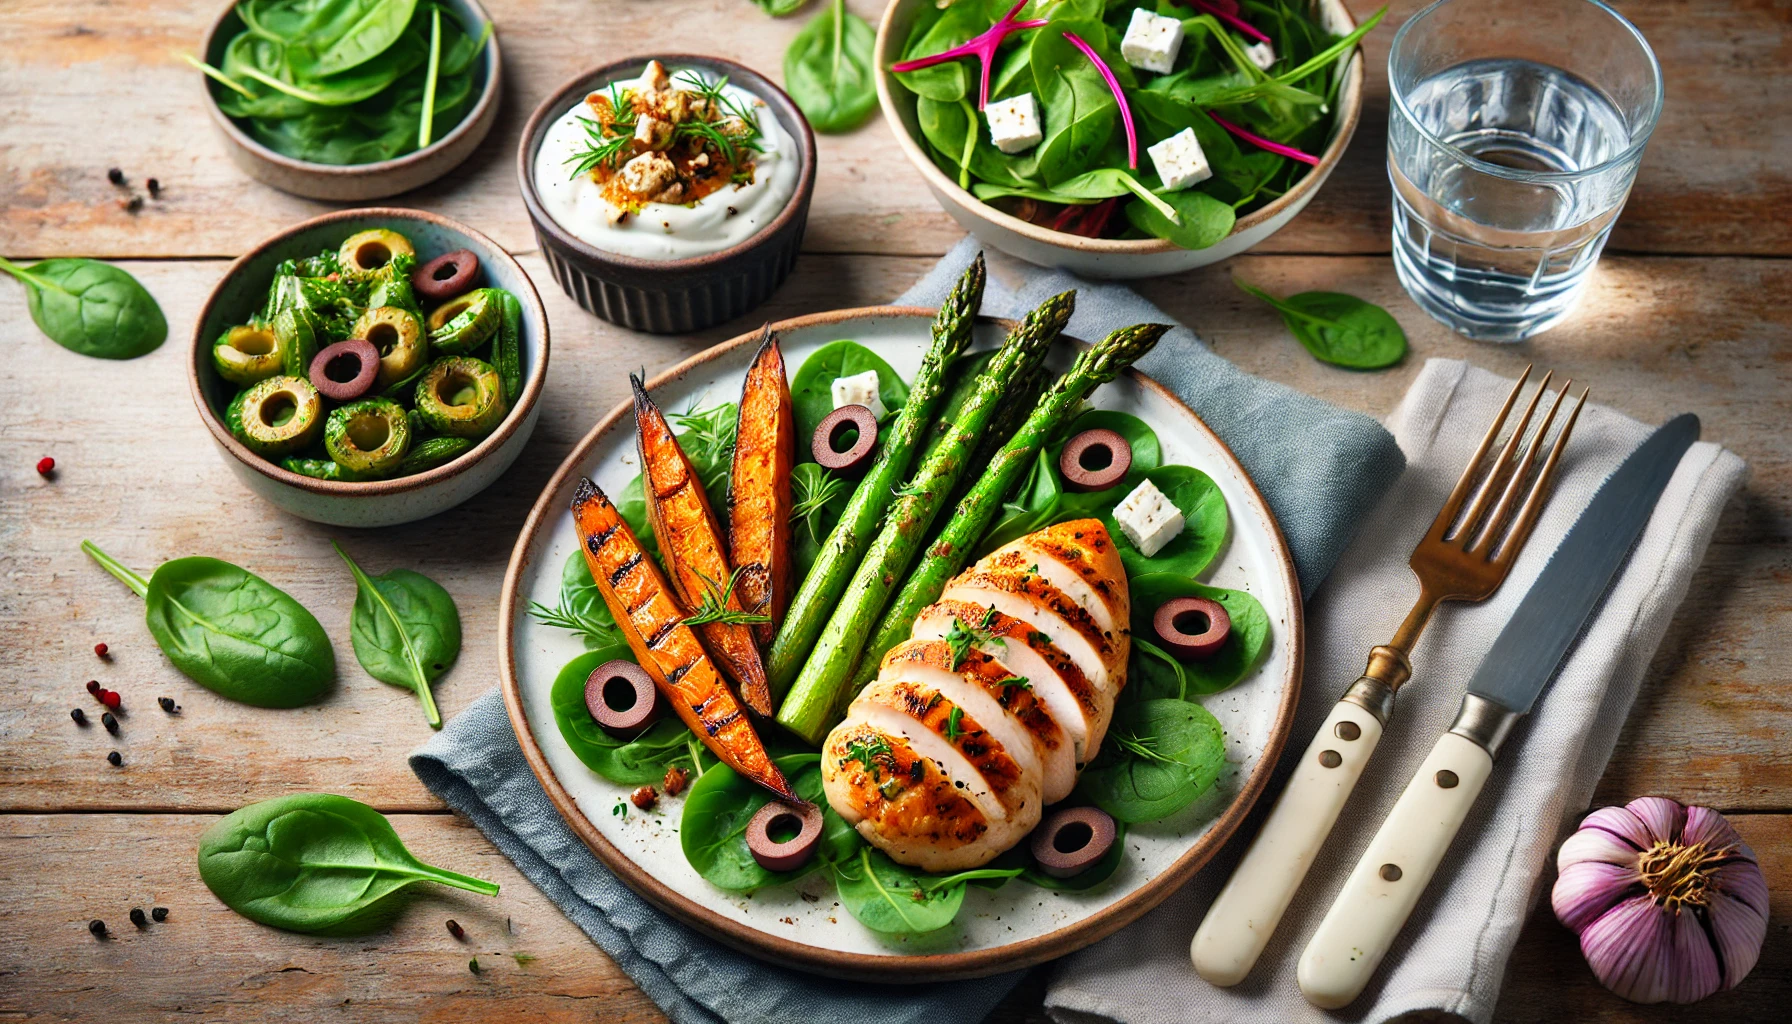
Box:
(1553, 796, 1769, 1004)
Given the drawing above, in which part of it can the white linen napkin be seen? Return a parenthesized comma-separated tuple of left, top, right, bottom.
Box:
(1046, 358, 1747, 1024)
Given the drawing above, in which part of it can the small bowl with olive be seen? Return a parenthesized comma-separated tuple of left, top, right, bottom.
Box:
(191, 208, 549, 528)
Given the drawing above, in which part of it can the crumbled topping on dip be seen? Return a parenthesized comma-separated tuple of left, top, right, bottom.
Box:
(566, 60, 764, 217)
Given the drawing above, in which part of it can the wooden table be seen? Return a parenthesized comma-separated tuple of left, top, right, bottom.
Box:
(1, 1, 1784, 1020)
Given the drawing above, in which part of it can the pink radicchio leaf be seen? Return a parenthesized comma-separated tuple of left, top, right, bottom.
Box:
(1174, 0, 1271, 44)
(1206, 111, 1319, 166)
(1625, 795, 1688, 845)
(889, 0, 1050, 109)
(1060, 31, 1138, 170)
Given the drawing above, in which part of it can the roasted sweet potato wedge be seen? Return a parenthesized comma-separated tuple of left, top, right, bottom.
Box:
(727, 327, 795, 649)
(631, 376, 774, 717)
(571, 478, 794, 801)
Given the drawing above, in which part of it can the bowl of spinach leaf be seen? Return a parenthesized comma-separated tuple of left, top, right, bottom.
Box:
(875, 0, 1372, 278)
(192, 0, 501, 201)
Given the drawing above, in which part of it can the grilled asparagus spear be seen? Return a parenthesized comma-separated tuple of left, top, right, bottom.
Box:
(775, 292, 1078, 744)
(764, 253, 987, 701)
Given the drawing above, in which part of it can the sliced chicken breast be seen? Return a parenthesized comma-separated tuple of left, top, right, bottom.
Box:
(850, 678, 1039, 828)
(942, 567, 1127, 694)
(989, 519, 1130, 637)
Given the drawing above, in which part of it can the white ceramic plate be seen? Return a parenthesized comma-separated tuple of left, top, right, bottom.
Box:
(500, 308, 1302, 980)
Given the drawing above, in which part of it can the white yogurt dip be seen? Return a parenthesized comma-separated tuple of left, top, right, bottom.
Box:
(533, 67, 799, 262)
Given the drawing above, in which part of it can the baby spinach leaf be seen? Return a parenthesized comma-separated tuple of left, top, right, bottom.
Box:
(308, 0, 419, 78)
(784, 0, 878, 134)
(1075, 699, 1226, 823)
(832, 846, 968, 935)
(197, 792, 498, 933)
(681, 753, 861, 893)
(1238, 282, 1407, 370)
(753, 0, 811, 15)
(1124, 188, 1236, 250)
(0, 257, 166, 359)
(1129, 572, 1270, 695)
(333, 542, 459, 729)
(1032, 24, 1120, 186)
(530, 549, 617, 647)
(1094, 464, 1229, 578)
(550, 647, 698, 784)
(789, 339, 910, 449)
(977, 447, 1063, 555)
(82, 541, 334, 708)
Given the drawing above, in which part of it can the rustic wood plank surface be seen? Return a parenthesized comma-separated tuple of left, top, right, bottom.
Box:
(0, 1, 1786, 1022)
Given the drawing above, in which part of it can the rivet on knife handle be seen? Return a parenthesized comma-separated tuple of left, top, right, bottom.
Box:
(1191, 675, 1392, 986)
(1296, 702, 1500, 1010)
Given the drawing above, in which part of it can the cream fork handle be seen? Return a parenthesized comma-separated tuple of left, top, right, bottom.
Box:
(1191, 694, 1386, 986)
(1297, 730, 1494, 1009)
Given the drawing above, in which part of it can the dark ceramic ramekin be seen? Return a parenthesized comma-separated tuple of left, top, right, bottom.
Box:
(518, 55, 816, 335)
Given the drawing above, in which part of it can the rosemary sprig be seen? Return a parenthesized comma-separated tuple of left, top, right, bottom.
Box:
(670, 399, 737, 495)
(682, 566, 772, 628)
(529, 592, 618, 646)
(841, 735, 893, 778)
(793, 469, 848, 541)
(1110, 730, 1178, 765)
(564, 84, 640, 179)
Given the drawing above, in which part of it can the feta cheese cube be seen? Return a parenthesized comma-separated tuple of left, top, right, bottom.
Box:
(831, 370, 887, 420)
(1113, 478, 1185, 557)
(1146, 127, 1213, 191)
(1121, 9, 1185, 75)
(1245, 40, 1276, 71)
(984, 93, 1043, 155)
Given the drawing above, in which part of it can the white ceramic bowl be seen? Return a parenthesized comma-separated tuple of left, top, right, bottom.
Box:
(190, 209, 549, 528)
(874, 0, 1364, 278)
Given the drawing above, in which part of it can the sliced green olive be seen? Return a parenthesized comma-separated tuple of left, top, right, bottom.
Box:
(238, 375, 324, 457)
(338, 228, 416, 276)
(398, 435, 476, 475)
(281, 457, 363, 482)
(213, 324, 284, 386)
(272, 307, 318, 378)
(425, 288, 500, 355)
(324, 397, 412, 478)
(415, 356, 508, 438)
(354, 305, 428, 390)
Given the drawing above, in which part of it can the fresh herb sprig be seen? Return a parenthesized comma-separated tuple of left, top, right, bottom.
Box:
(683, 566, 773, 628)
(529, 591, 618, 646)
(566, 85, 641, 178)
(793, 469, 849, 541)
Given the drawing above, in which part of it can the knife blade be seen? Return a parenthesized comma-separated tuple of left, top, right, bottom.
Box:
(1468, 412, 1701, 717)
(1297, 413, 1701, 1010)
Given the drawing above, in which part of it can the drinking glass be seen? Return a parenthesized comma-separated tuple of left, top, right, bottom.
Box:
(1387, 0, 1663, 342)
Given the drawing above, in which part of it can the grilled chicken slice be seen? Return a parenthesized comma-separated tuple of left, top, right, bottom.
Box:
(821, 519, 1130, 870)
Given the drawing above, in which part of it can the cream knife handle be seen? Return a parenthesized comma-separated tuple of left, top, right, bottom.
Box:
(1191, 693, 1387, 986)
(1297, 729, 1495, 1010)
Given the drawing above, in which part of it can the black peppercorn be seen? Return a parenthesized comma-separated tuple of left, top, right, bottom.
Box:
(106, 750, 122, 766)
(158, 697, 178, 714)
(72, 708, 88, 726)
(146, 178, 161, 197)
(107, 168, 124, 185)
(130, 907, 148, 928)
(102, 711, 119, 735)
(151, 907, 169, 922)
(123, 195, 143, 213)
(89, 919, 107, 938)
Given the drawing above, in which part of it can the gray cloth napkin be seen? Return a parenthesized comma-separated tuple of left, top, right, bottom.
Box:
(410, 239, 1407, 1024)
(1046, 359, 1747, 1024)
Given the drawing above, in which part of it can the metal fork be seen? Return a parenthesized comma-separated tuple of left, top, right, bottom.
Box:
(1192, 367, 1587, 987)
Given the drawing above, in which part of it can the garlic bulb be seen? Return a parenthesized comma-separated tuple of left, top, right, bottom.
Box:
(1552, 796, 1768, 1004)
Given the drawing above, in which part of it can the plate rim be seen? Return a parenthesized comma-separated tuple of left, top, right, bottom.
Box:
(498, 305, 1304, 981)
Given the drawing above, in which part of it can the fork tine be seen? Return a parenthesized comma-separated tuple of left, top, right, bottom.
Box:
(1489, 387, 1588, 564)
(1452, 369, 1551, 543)
(1429, 366, 1531, 540)
(1469, 379, 1573, 556)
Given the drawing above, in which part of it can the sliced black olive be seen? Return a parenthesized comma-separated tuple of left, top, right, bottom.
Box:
(746, 799, 824, 872)
(813, 405, 878, 474)
(584, 660, 659, 735)
(412, 249, 481, 303)
(1153, 596, 1232, 660)
(1059, 428, 1132, 492)
(1030, 805, 1118, 878)
(309, 338, 380, 402)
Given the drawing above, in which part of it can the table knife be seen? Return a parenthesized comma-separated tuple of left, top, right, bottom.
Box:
(1296, 413, 1699, 1009)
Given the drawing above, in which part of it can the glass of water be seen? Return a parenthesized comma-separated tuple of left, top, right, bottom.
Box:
(1388, 0, 1663, 341)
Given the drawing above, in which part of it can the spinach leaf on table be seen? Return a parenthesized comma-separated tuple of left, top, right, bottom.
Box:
(197, 792, 497, 934)
(681, 754, 861, 893)
(789, 339, 910, 450)
(1075, 698, 1226, 823)
(0, 257, 166, 360)
(333, 542, 460, 729)
(784, 0, 878, 134)
(1128, 572, 1271, 696)
(1237, 282, 1408, 370)
(82, 541, 334, 708)
(752, 0, 810, 15)
(550, 647, 701, 784)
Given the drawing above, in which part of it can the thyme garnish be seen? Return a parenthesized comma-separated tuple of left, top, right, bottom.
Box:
(529, 592, 617, 646)
(682, 566, 772, 628)
(793, 469, 849, 541)
(842, 735, 893, 779)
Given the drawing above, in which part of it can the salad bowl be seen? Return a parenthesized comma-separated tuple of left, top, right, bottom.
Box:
(874, 0, 1365, 279)
(498, 307, 1303, 980)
